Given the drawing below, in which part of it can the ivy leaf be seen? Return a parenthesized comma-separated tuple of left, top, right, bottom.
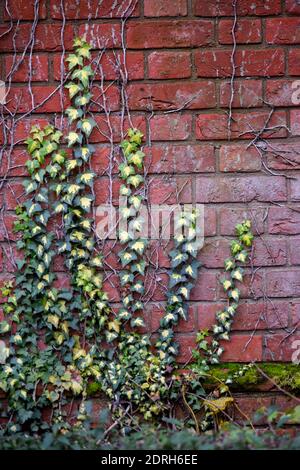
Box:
(23, 180, 38, 195)
(235, 250, 248, 263)
(130, 260, 146, 275)
(169, 250, 188, 268)
(106, 331, 118, 343)
(128, 128, 143, 145)
(66, 54, 83, 70)
(120, 271, 134, 286)
(129, 239, 147, 255)
(119, 163, 135, 180)
(224, 258, 235, 271)
(36, 210, 50, 226)
(130, 317, 145, 328)
(229, 289, 240, 302)
(79, 171, 95, 186)
(54, 202, 67, 214)
(177, 283, 194, 300)
(131, 280, 144, 294)
(161, 312, 178, 326)
(66, 132, 82, 147)
(65, 107, 83, 122)
(169, 272, 186, 288)
(65, 159, 78, 172)
(76, 43, 92, 59)
(74, 93, 92, 107)
(91, 255, 103, 267)
(231, 240, 242, 255)
(222, 279, 233, 291)
(127, 150, 145, 169)
(35, 187, 48, 204)
(132, 300, 143, 312)
(182, 242, 198, 258)
(182, 260, 201, 279)
(65, 82, 83, 99)
(240, 232, 254, 247)
(120, 185, 131, 197)
(0, 321, 10, 334)
(127, 174, 144, 188)
(129, 195, 142, 210)
(118, 250, 137, 267)
(77, 195, 94, 212)
(231, 268, 244, 282)
(77, 118, 96, 137)
(75, 145, 94, 162)
(118, 308, 131, 321)
(25, 138, 40, 154)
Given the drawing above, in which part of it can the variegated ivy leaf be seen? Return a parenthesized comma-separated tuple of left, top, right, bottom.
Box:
(119, 230, 132, 243)
(105, 331, 118, 343)
(36, 211, 50, 226)
(80, 219, 92, 230)
(130, 260, 146, 275)
(66, 132, 82, 147)
(169, 250, 188, 268)
(235, 250, 248, 263)
(231, 240, 242, 255)
(240, 231, 253, 247)
(120, 271, 134, 286)
(84, 238, 95, 251)
(46, 163, 61, 178)
(31, 224, 43, 236)
(222, 279, 233, 291)
(174, 233, 185, 245)
(77, 196, 93, 212)
(91, 255, 102, 268)
(123, 294, 133, 307)
(119, 163, 135, 180)
(176, 215, 189, 228)
(70, 230, 86, 242)
(169, 272, 187, 288)
(129, 195, 142, 210)
(229, 289, 240, 302)
(167, 293, 182, 304)
(219, 332, 230, 341)
(25, 201, 42, 217)
(224, 258, 235, 271)
(58, 240, 71, 253)
(162, 312, 177, 325)
(25, 138, 40, 154)
(217, 311, 230, 322)
(231, 268, 244, 282)
(118, 308, 131, 320)
(130, 317, 145, 328)
(36, 244, 44, 258)
(23, 180, 38, 195)
(79, 171, 95, 186)
(65, 107, 83, 122)
(77, 118, 96, 137)
(119, 250, 137, 267)
(0, 340, 10, 364)
(74, 93, 92, 107)
(35, 188, 48, 204)
(182, 260, 201, 279)
(227, 305, 237, 316)
(120, 185, 131, 197)
(187, 226, 197, 241)
(51, 130, 63, 144)
(66, 53, 83, 70)
(43, 251, 54, 268)
(177, 283, 194, 300)
(130, 239, 147, 255)
(160, 329, 173, 340)
(36, 262, 45, 277)
(131, 280, 144, 294)
(127, 128, 143, 145)
(67, 183, 82, 197)
(132, 300, 143, 312)
(127, 150, 145, 169)
(76, 42, 92, 59)
(121, 140, 136, 157)
(182, 242, 198, 258)
(65, 82, 83, 99)
(42, 141, 58, 156)
(120, 207, 134, 219)
(54, 202, 67, 214)
(75, 145, 94, 162)
(129, 217, 144, 233)
(127, 174, 144, 188)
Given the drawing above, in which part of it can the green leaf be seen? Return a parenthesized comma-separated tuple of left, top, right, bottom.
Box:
(120, 271, 134, 286)
(127, 174, 144, 188)
(65, 82, 83, 99)
(66, 54, 83, 70)
(131, 260, 146, 275)
(77, 195, 94, 212)
(66, 132, 82, 147)
(127, 150, 145, 169)
(119, 163, 135, 180)
(65, 107, 83, 122)
(182, 260, 201, 279)
(129, 239, 147, 255)
(77, 118, 96, 137)
(79, 171, 95, 186)
(0, 321, 10, 334)
(130, 317, 145, 328)
(119, 250, 137, 267)
(170, 250, 188, 268)
(25, 138, 40, 154)
(74, 93, 92, 107)
(23, 180, 38, 195)
(131, 280, 144, 294)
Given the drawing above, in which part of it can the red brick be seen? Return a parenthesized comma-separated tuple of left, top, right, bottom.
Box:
(291, 302, 300, 326)
(221, 334, 263, 362)
(195, 49, 285, 78)
(146, 144, 215, 174)
(150, 114, 192, 141)
(11, 118, 49, 143)
(148, 176, 192, 204)
(286, 0, 300, 14)
(3, 0, 47, 20)
(78, 24, 121, 49)
(266, 142, 300, 170)
(0, 24, 74, 52)
(0, 149, 28, 177)
(220, 207, 266, 236)
(53, 51, 144, 81)
(264, 333, 300, 361)
(4, 180, 27, 210)
(91, 146, 114, 175)
(291, 109, 300, 136)
(177, 335, 197, 363)
(266, 80, 300, 107)
(204, 207, 217, 237)
(144, 0, 187, 16)
(6, 86, 66, 114)
(148, 51, 191, 79)
(195, 111, 287, 140)
(220, 80, 263, 108)
(291, 176, 300, 201)
(191, 272, 218, 301)
(126, 20, 214, 49)
(288, 50, 300, 76)
(194, 303, 223, 330)
(196, 176, 287, 203)
(234, 301, 290, 331)
(219, 143, 261, 172)
(268, 207, 300, 235)
(267, 270, 300, 298)
(90, 115, 146, 143)
(218, 19, 262, 44)
(266, 18, 300, 44)
(0, 213, 18, 241)
(50, 0, 139, 18)
(90, 84, 120, 112)
(193, 0, 281, 16)
(127, 82, 215, 111)
(4, 55, 48, 82)
(290, 238, 300, 265)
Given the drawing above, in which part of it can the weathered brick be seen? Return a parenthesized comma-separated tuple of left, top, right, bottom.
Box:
(0, 24, 74, 52)
(193, 303, 221, 330)
(290, 238, 300, 265)
(145, 144, 215, 174)
(50, 0, 139, 18)
(6, 86, 66, 114)
(90, 115, 146, 143)
(177, 335, 197, 363)
(291, 176, 300, 201)
(288, 50, 300, 76)
(150, 114, 193, 141)
(266, 80, 300, 107)
(268, 207, 300, 235)
(144, 0, 187, 17)
(127, 82, 216, 110)
(221, 335, 263, 362)
(266, 18, 300, 44)
(219, 143, 261, 172)
(195, 49, 285, 78)
(218, 19, 262, 44)
(191, 272, 218, 301)
(0, 213, 19, 241)
(90, 85, 120, 112)
(291, 301, 300, 326)
(196, 111, 287, 140)
(234, 301, 290, 330)
(126, 20, 214, 48)
(4, 55, 48, 82)
(220, 207, 266, 236)
(266, 142, 300, 170)
(286, 0, 300, 14)
(220, 80, 263, 108)
(78, 24, 121, 49)
(193, 0, 281, 16)
(291, 110, 300, 136)
(264, 333, 300, 361)
(11, 118, 49, 142)
(0, 149, 28, 177)
(148, 51, 191, 79)
(3, 0, 47, 20)
(148, 176, 192, 204)
(266, 270, 300, 298)
(195, 176, 287, 203)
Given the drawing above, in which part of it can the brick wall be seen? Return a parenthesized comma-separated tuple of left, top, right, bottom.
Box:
(1, 0, 300, 366)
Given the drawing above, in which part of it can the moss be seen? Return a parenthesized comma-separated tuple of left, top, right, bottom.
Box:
(86, 382, 101, 396)
(190, 362, 300, 392)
